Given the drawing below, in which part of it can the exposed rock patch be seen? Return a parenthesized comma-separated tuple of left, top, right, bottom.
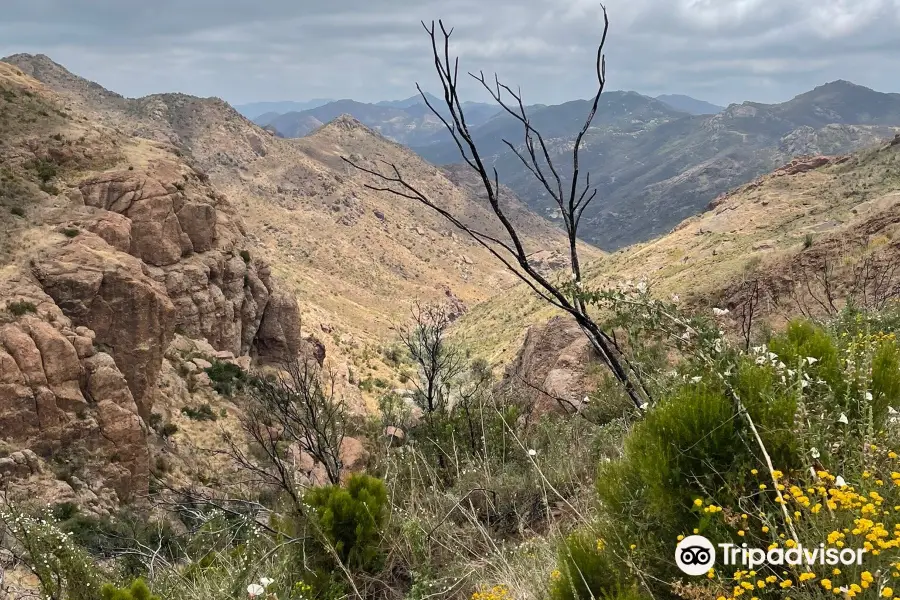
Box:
(497, 316, 597, 415)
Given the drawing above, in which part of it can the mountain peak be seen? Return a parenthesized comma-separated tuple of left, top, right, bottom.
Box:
(330, 113, 365, 130)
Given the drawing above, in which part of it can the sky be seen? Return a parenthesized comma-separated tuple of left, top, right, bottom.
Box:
(1, 0, 899, 108)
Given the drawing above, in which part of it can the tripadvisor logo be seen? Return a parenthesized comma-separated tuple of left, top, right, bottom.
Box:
(675, 535, 866, 576)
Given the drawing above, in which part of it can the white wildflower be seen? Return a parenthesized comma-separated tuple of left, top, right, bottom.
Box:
(527, 449, 537, 457)
(837, 413, 849, 424)
(248, 584, 265, 598)
(260, 578, 274, 588)
(810, 447, 820, 459)
(712, 307, 729, 317)
(806, 357, 818, 365)
(890, 406, 898, 415)
(690, 376, 702, 384)
(865, 391, 873, 402)
(835, 476, 847, 488)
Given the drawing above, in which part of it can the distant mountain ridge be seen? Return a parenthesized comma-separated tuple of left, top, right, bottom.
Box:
(256, 94, 503, 145)
(655, 94, 724, 115)
(413, 80, 900, 249)
(234, 99, 334, 119)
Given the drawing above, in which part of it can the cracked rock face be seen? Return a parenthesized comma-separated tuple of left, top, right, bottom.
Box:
(496, 315, 597, 416)
(1, 163, 303, 505)
(0, 279, 148, 501)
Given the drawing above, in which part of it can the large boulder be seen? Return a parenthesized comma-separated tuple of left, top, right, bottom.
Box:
(31, 234, 175, 420)
(497, 316, 598, 415)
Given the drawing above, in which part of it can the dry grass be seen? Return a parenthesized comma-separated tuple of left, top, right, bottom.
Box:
(455, 140, 900, 366)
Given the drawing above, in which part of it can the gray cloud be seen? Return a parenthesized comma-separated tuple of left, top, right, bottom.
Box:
(1, 0, 898, 107)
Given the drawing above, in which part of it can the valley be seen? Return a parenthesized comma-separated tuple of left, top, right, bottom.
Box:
(0, 31, 899, 600)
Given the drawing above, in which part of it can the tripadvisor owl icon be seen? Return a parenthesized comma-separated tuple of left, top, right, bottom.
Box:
(676, 535, 716, 576)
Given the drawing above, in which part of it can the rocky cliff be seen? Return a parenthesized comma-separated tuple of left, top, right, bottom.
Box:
(0, 61, 304, 508)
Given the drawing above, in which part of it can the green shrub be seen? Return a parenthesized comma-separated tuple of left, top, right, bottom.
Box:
(597, 381, 741, 540)
(30, 158, 57, 183)
(160, 422, 178, 438)
(10, 205, 24, 217)
(62, 227, 80, 238)
(803, 232, 814, 248)
(181, 403, 217, 421)
(7, 299, 37, 316)
(101, 578, 160, 600)
(0, 506, 104, 600)
(239, 249, 251, 263)
(51, 501, 79, 522)
(304, 473, 388, 572)
(205, 360, 246, 396)
(550, 532, 637, 600)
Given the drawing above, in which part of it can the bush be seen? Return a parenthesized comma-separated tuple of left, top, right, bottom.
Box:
(239, 249, 251, 263)
(10, 205, 24, 217)
(101, 578, 160, 600)
(205, 360, 246, 396)
(30, 158, 57, 183)
(0, 506, 104, 600)
(7, 299, 37, 316)
(181, 403, 217, 422)
(62, 227, 80, 238)
(304, 473, 388, 573)
(549, 532, 637, 600)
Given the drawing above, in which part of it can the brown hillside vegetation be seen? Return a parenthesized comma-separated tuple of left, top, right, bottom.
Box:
(2, 54, 590, 366)
(457, 137, 900, 367)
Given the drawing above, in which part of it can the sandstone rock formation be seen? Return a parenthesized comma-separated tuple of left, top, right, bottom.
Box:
(1, 158, 304, 506)
(0, 277, 147, 502)
(497, 316, 597, 415)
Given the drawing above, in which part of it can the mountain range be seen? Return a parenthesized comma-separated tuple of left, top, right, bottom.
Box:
(415, 80, 900, 249)
(248, 83, 900, 250)
(254, 92, 504, 146)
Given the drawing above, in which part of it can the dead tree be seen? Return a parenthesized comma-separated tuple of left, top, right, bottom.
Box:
(735, 278, 761, 351)
(396, 301, 467, 417)
(228, 358, 346, 491)
(343, 8, 652, 411)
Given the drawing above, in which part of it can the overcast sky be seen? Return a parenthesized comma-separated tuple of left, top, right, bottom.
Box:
(2, 0, 899, 108)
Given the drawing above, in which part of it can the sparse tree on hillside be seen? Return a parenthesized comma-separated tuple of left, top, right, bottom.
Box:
(397, 301, 467, 417)
(226, 357, 346, 493)
(343, 8, 652, 410)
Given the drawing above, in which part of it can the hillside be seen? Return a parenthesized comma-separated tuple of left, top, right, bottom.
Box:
(0, 59, 319, 510)
(655, 93, 724, 115)
(455, 136, 900, 366)
(416, 80, 900, 249)
(0, 53, 589, 393)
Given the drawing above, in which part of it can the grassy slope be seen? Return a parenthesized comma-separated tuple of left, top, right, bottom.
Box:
(455, 138, 900, 366)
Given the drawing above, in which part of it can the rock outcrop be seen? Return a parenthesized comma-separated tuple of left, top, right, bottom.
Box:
(497, 316, 597, 415)
(0, 277, 147, 502)
(1, 160, 304, 506)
